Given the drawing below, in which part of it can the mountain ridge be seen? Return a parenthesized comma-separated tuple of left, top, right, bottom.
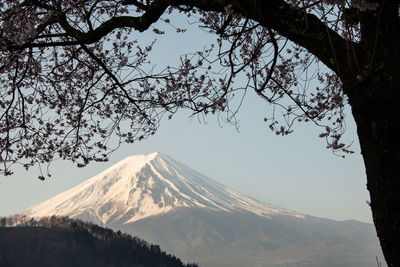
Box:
(0, 215, 198, 267)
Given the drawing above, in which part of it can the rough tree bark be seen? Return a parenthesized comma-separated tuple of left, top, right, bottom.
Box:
(343, 2, 400, 265)
(352, 69, 400, 267)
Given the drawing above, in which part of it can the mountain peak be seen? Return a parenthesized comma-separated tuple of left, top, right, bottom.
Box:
(115, 151, 160, 167)
(24, 153, 303, 225)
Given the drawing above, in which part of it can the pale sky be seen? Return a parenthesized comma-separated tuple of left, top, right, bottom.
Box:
(0, 12, 372, 223)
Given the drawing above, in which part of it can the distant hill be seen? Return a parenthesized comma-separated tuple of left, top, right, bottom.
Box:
(0, 215, 197, 267)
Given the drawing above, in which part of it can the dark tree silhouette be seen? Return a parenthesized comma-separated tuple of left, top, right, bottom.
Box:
(0, 0, 398, 265)
(0, 215, 198, 266)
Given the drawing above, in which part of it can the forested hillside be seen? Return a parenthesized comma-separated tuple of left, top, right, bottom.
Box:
(0, 215, 198, 267)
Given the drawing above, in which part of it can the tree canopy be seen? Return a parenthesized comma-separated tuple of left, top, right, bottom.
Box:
(0, 0, 360, 174)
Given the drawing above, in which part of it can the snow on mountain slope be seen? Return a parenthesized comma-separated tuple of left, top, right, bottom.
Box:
(24, 152, 303, 225)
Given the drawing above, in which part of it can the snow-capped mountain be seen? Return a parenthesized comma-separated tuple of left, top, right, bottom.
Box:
(23, 152, 385, 266)
(24, 152, 302, 225)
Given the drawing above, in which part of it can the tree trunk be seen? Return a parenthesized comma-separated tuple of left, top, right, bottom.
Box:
(347, 48, 400, 266)
(345, 2, 400, 266)
(351, 81, 400, 266)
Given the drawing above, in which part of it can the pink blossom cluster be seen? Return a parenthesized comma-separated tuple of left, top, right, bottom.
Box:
(0, 0, 354, 177)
